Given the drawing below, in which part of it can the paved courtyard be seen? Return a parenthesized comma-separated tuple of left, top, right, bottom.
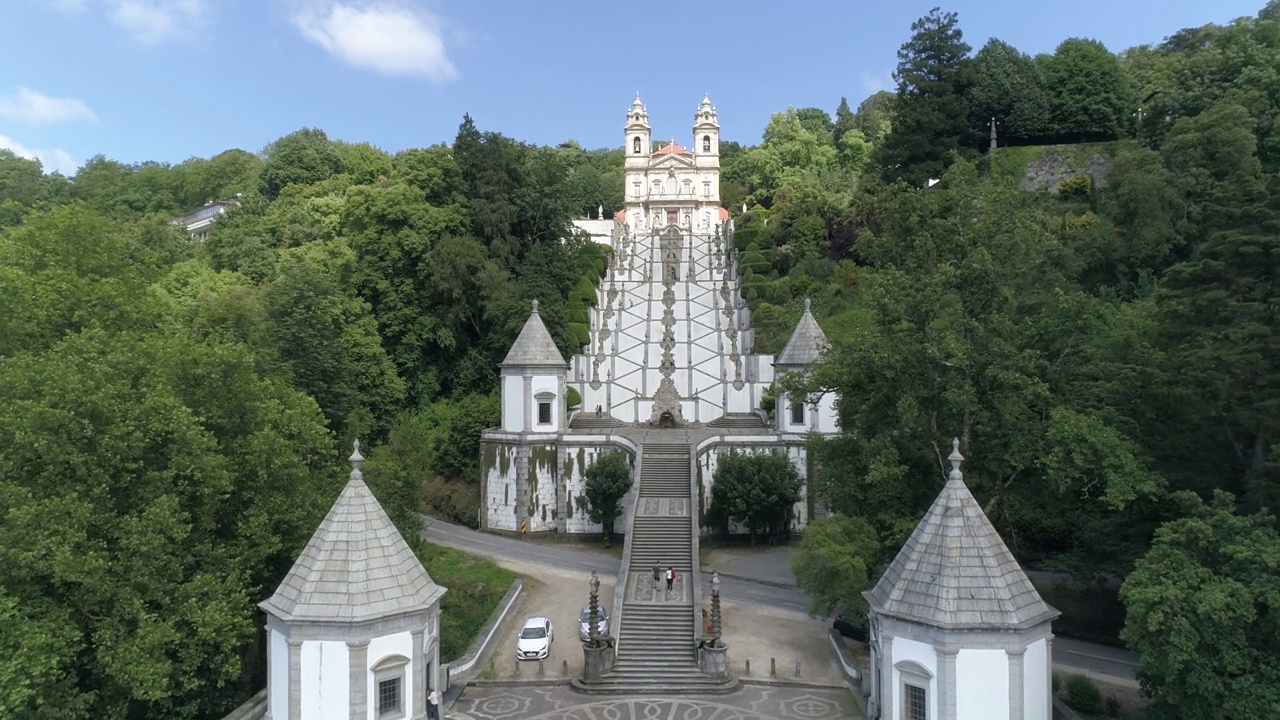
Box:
(449, 683, 862, 720)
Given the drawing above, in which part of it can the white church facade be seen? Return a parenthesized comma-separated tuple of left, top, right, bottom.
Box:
(478, 95, 839, 537)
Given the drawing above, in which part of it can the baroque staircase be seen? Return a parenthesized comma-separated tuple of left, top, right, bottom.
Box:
(578, 441, 735, 693)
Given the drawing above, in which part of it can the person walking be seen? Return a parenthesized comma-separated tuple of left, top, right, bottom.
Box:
(652, 564, 660, 594)
(665, 566, 676, 593)
(427, 688, 442, 720)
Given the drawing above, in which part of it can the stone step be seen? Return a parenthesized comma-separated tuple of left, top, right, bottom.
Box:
(707, 413, 769, 428)
(570, 415, 624, 429)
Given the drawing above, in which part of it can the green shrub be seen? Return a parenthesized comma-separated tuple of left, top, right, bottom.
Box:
(572, 277, 599, 306)
(568, 322, 591, 350)
(566, 303, 589, 324)
(1052, 672, 1062, 694)
(566, 386, 581, 409)
(1058, 174, 1092, 202)
(1064, 674, 1104, 715)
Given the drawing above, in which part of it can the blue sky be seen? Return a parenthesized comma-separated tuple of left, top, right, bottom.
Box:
(0, 0, 1265, 175)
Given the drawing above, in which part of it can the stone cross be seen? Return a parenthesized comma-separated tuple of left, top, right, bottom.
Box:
(587, 570, 602, 645)
(710, 571, 723, 646)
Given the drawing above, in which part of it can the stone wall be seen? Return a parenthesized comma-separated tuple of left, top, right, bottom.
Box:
(479, 431, 637, 535)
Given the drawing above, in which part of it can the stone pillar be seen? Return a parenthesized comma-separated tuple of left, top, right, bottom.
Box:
(879, 630, 895, 720)
(937, 648, 958, 720)
(1008, 647, 1025, 720)
(411, 628, 426, 719)
(1045, 635, 1055, 720)
(523, 373, 533, 432)
(698, 642, 728, 679)
(347, 639, 368, 718)
(287, 639, 302, 720)
(583, 643, 614, 680)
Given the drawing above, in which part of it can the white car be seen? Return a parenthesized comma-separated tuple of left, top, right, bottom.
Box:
(516, 617, 553, 660)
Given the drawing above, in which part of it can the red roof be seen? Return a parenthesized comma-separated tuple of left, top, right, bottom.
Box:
(652, 143, 692, 157)
(719, 207, 730, 221)
(616, 208, 626, 221)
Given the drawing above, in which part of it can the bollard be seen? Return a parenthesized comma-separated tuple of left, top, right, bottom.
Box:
(562, 659, 568, 676)
(770, 657, 776, 678)
(515, 658, 521, 676)
(745, 659, 751, 676)
(538, 659, 545, 677)
(795, 658, 802, 677)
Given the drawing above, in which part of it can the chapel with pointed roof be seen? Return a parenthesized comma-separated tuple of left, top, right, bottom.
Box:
(864, 439, 1059, 720)
(260, 441, 447, 720)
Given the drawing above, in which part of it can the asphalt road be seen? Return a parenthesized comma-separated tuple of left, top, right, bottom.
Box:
(421, 517, 1138, 681)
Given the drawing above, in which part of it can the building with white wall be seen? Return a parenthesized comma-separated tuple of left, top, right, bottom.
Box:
(259, 441, 447, 720)
(172, 196, 241, 241)
(774, 298, 838, 436)
(482, 96, 838, 538)
(864, 440, 1059, 720)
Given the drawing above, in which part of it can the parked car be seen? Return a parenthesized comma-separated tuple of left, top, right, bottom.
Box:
(833, 612, 868, 641)
(517, 617, 553, 660)
(578, 605, 610, 641)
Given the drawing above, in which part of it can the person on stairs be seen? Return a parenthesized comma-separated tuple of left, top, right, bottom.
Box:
(666, 566, 676, 594)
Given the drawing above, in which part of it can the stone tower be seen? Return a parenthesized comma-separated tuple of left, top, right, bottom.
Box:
(260, 441, 447, 720)
(864, 439, 1059, 720)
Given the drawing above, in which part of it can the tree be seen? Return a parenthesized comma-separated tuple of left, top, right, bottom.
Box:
(709, 451, 803, 543)
(832, 97, 857, 145)
(1042, 38, 1132, 141)
(584, 452, 633, 546)
(790, 515, 880, 621)
(875, 7, 973, 185)
(794, 107, 835, 138)
(1120, 491, 1280, 718)
(258, 128, 343, 200)
(853, 91, 894, 147)
(967, 39, 1051, 144)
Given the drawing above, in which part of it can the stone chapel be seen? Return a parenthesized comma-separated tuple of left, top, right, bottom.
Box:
(478, 95, 839, 537)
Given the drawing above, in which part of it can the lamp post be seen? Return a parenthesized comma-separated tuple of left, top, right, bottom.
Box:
(587, 570, 601, 645)
(710, 571, 723, 647)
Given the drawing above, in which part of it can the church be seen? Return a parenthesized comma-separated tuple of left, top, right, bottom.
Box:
(477, 95, 839, 537)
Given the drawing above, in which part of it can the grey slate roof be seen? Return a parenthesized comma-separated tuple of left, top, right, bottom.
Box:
(776, 298, 830, 367)
(501, 300, 569, 368)
(864, 440, 1059, 631)
(259, 442, 446, 624)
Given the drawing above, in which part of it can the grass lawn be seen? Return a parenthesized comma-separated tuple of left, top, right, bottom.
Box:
(417, 542, 521, 663)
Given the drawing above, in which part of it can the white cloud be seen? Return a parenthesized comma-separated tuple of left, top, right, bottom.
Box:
(44, 0, 208, 45)
(859, 70, 893, 95)
(106, 0, 208, 45)
(292, 2, 457, 82)
(0, 87, 97, 126)
(0, 135, 78, 175)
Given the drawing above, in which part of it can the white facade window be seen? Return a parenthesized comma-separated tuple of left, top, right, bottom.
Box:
(652, 181, 661, 196)
(372, 654, 409, 720)
(633, 182, 641, 198)
(682, 179, 691, 195)
(904, 684, 926, 720)
(703, 182, 711, 197)
(703, 135, 711, 152)
(633, 136, 642, 154)
(790, 402, 805, 425)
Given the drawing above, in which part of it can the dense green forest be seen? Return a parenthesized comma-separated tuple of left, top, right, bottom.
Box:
(3, 3, 1280, 718)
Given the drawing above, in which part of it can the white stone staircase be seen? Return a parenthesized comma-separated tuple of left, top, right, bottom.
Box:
(578, 442, 734, 693)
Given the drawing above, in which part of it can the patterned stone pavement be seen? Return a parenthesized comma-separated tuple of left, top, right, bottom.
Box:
(448, 683, 862, 720)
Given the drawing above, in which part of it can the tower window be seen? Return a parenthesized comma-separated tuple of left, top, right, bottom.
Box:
(632, 181, 641, 198)
(538, 401, 552, 425)
(791, 402, 805, 425)
(633, 136, 641, 154)
(703, 181, 711, 197)
(703, 135, 711, 152)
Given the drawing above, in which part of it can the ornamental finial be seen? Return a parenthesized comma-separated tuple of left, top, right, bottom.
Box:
(350, 439, 364, 476)
(948, 438, 963, 482)
(804, 297, 811, 314)
(531, 298, 539, 314)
